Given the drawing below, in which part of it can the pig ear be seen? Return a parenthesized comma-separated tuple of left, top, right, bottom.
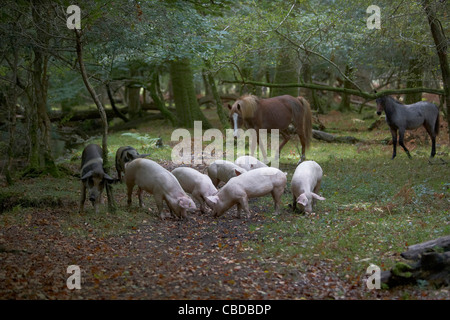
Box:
(139, 153, 151, 158)
(81, 171, 93, 181)
(206, 196, 219, 204)
(104, 174, 115, 183)
(312, 193, 325, 201)
(296, 194, 308, 206)
(178, 197, 195, 209)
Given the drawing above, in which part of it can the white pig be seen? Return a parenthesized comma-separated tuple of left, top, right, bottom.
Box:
(125, 158, 196, 219)
(171, 167, 218, 214)
(207, 160, 247, 187)
(291, 160, 325, 213)
(235, 155, 268, 171)
(205, 167, 287, 218)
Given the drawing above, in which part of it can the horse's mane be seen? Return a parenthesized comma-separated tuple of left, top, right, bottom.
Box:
(381, 95, 404, 105)
(237, 94, 259, 119)
(297, 96, 311, 109)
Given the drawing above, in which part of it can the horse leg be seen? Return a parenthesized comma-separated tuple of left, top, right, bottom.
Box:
(398, 129, 412, 159)
(255, 130, 268, 163)
(390, 128, 397, 159)
(431, 136, 436, 158)
(249, 130, 257, 158)
(423, 123, 436, 158)
(278, 131, 290, 159)
(297, 132, 307, 163)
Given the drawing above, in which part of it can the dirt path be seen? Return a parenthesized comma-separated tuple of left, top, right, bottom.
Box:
(0, 204, 371, 300)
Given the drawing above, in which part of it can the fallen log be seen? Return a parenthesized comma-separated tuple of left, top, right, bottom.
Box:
(197, 93, 239, 106)
(401, 235, 450, 260)
(381, 235, 450, 288)
(312, 129, 362, 144)
(48, 102, 166, 122)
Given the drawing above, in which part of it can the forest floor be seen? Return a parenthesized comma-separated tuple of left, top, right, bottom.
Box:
(0, 108, 449, 300)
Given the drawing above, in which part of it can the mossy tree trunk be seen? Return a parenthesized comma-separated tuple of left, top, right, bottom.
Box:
(271, 42, 299, 98)
(422, 0, 450, 141)
(149, 70, 176, 126)
(169, 58, 212, 129)
(338, 65, 353, 112)
(24, 0, 58, 177)
(405, 57, 423, 104)
(301, 56, 323, 113)
(207, 71, 230, 129)
(127, 84, 142, 119)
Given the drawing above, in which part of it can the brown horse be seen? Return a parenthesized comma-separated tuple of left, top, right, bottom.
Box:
(228, 94, 312, 163)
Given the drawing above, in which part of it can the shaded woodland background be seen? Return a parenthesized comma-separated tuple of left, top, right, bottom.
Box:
(0, 0, 449, 300)
(0, 0, 448, 181)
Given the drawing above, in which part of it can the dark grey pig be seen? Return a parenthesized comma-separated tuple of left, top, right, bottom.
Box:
(79, 144, 114, 214)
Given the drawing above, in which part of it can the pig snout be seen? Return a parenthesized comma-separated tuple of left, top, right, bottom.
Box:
(88, 188, 101, 203)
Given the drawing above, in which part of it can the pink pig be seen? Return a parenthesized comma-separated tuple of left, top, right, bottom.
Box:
(125, 159, 196, 219)
(207, 160, 247, 187)
(171, 167, 218, 214)
(291, 160, 325, 213)
(206, 167, 287, 218)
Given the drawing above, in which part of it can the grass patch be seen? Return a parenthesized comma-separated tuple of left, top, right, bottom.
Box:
(1, 109, 448, 286)
(246, 122, 449, 282)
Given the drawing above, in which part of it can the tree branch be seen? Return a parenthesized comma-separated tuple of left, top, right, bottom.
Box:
(221, 79, 445, 100)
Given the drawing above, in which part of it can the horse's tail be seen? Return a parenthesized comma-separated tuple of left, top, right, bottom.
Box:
(294, 96, 313, 149)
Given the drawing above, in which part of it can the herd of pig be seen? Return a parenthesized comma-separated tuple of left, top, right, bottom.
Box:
(79, 144, 326, 219)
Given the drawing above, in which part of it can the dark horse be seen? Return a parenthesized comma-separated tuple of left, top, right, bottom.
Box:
(228, 94, 312, 163)
(376, 96, 439, 159)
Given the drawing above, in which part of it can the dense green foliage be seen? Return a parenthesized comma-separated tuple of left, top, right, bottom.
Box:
(0, 0, 448, 176)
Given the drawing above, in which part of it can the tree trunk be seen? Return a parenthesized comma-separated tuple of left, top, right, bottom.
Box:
(202, 69, 213, 109)
(127, 85, 141, 119)
(206, 71, 229, 129)
(301, 57, 323, 113)
(4, 47, 19, 185)
(75, 29, 115, 212)
(338, 65, 353, 112)
(325, 51, 336, 112)
(271, 41, 299, 97)
(405, 57, 423, 104)
(106, 83, 129, 122)
(25, 0, 58, 177)
(169, 58, 212, 129)
(149, 70, 176, 126)
(422, 0, 450, 141)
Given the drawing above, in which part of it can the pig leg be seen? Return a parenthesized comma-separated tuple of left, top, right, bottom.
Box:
(138, 187, 144, 208)
(127, 184, 134, 207)
(79, 182, 86, 213)
(236, 203, 242, 218)
(312, 180, 321, 208)
(192, 191, 204, 214)
(271, 188, 283, 215)
(153, 193, 167, 220)
(237, 196, 250, 219)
